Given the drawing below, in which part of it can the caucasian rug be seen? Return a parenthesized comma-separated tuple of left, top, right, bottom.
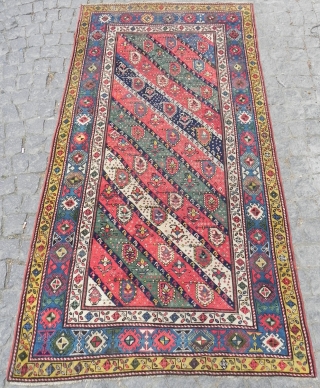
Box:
(8, 3, 316, 382)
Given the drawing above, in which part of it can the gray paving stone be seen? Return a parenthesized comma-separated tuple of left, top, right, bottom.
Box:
(45, 32, 61, 46)
(16, 173, 41, 195)
(4, 138, 23, 158)
(16, 73, 33, 90)
(2, 103, 19, 122)
(41, 44, 60, 58)
(0, 160, 11, 179)
(24, 45, 41, 59)
(2, 195, 22, 215)
(10, 89, 29, 105)
(34, 10, 47, 23)
(0, 261, 7, 290)
(27, 33, 45, 47)
(33, 1, 44, 13)
(0, 238, 21, 261)
(46, 8, 60, 21)
(21, 194, 40, 214)
(2, 214, 26, 237)
(6, 262, 25, 290)
(27, 152, 48, 173)
(0, 177, 15, 196)
(25, 116, 44, 133)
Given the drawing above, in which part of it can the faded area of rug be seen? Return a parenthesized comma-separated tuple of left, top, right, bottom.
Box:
(8, 3, 315, 382)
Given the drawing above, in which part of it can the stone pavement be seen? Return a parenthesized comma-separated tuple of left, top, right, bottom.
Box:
(1, 0, 320, 386)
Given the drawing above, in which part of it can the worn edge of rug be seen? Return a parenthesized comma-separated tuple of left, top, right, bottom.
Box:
(6, 2, 316, 382)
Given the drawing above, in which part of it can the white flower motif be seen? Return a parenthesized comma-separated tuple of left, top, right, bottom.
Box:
(99, 14, 111, 23)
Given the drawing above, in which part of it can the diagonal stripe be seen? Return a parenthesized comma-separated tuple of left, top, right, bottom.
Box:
(113, 75, 223, 169)
(94, 207, 194, 308)
(87, 271, 117, 306)
(103, 149, 234, 301)
(107, 132, 230, 265)
(114, 59, 221, 148)
(93, 231, 172, 308)
(175, 33, 216, 70)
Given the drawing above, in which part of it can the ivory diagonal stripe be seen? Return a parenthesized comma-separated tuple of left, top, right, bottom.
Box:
(103, 149, 234, 300)
(93, 203, 201, 308)
(97, 179, 234, 310)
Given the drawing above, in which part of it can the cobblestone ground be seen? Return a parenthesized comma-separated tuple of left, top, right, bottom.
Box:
(1, 0, 320, 387)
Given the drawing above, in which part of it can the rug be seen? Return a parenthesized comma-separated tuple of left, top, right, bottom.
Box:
(8, 3, 316, 382)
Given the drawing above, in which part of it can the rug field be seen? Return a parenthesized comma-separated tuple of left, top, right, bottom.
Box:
(7, 3, 316, 381)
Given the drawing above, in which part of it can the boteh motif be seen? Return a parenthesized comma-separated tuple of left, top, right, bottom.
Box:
(115, 168, 130, 188)
(168, 192, 184, 210)
(133, 156, 147, 175)
(157, 74, 169, 88)
(116, 205, 132, 224)
(8, 4, 315, 383)
(208, 227, 225, 247)
(119, 280, 136, 304)
(204, 193, 219, 212)
(131, 125, 145, 141)
(166, 156, 179, 175)
(201, 160, 216, 179)
(151, 207, 167, 226)
(158, 244, 174, 266)
(129, 51, 141, 65)
(194, 246, 212, 268)
(166, 128, 180, 146)
(196, 127, 211, 146)
(122, 243, 138, 264)
(158, 281, 175, 305)
(88, 286, 102, 306)
(196, 283, 214, 307)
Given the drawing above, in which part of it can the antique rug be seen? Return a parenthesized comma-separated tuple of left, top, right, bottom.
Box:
(8, 3, 315, 382)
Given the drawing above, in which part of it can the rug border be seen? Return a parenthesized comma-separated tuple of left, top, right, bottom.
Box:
(249, 4, 317, 378)
(6, 3, 87, 382)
